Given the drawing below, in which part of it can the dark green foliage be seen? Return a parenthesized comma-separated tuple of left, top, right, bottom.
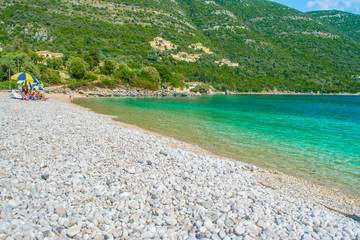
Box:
(0, 0, 359, 92)
(94, 78, 117, 89)
(151, 64, 174, 85)
(83, 72, 98, 82)
(113, 65, 137, 85)
(101, 60, 117, 75)
(72, 54, 94, 70)
(46, 57, 63, 70)
(40, 68, 61, 85)
(129, 77, 159, 90)
(66, 57, 89, 79)
(89, 50, 100, 66)
(139, 66, 161, 86)
(192, 83, 210, 93)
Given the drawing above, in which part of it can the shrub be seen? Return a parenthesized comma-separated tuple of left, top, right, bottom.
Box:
(83, 72, 98, 82)
(41, 68, 61, 85)
(192, 83, 210, 93)
(129, 77, 159, 90)
(100, 60, 117, 75)
(66, 57, 89, 79)
(94, 78, 117, 89)
(139, 66, 161, 86)
(0, 80, 17, 90)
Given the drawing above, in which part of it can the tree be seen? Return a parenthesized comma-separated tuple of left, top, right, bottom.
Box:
(46, 57, 63, 69)
(101, 60, 117, 75)
(192, 83, 210, 93)
(66, 57, 89, 79)
(41, 68, 61, 85)
(21, 61, 40, 78)
(11, 36, 23, 51)
(151, 64, 173, 84)
(28, 52, 41, 64)
(72, 54, 94, 70)
(0, 56, 16, 82)
(140, 66, 161, 86)
(89, 50, 100, 66)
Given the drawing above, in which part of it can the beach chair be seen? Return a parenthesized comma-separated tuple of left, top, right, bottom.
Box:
(9, 87, 23, 99)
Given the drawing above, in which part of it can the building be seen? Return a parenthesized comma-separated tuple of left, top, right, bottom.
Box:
(150, 37, 177, 51)
(171, 52, 201, 62)
(188, 42, 213, 54)
(187, 82, 199, 89)
(36, 50, 64, 59)
(215, 58, 239, 67)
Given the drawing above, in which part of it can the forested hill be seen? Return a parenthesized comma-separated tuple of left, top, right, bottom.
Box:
(0, 0, 360, 93)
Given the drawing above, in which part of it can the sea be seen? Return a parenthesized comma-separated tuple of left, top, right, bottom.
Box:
(75, 95, 360, 196)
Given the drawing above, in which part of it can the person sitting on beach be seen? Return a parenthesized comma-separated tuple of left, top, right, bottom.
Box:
(34, 86, 46, 99)
(21, 85, 29, 101)
(29, 89, 38, 98)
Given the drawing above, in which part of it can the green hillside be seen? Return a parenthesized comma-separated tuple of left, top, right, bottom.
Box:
(0, 0, 359, 93)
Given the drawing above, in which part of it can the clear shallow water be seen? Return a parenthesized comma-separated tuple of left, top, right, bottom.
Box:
(75, 95, 360, 196)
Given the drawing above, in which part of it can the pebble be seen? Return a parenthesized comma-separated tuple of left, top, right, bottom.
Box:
(203, 219, 214, 230)
(234, 225, 245, 235)
(8, 200, 19, 208)
(164, 216, 177, 226)
(55, 205, 66, 217)
(0, 94, 357, 239)
(66, 225, 81, 237)
(141, 231, 154, 238)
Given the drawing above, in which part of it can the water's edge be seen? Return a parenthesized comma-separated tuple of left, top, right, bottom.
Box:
(74, 95, 360, 197)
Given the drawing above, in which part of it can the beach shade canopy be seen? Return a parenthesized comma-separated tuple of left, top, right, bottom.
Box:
(11, 72, 37, 82)
(35, 80, 45, 88)
(17, 80, 34, 90)
(33, 85, 44, 91)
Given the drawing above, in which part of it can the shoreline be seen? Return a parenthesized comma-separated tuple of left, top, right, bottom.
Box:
(1, 91, 359, 239)
(37, 85, 360, 97)
(50, 92, 360, 213)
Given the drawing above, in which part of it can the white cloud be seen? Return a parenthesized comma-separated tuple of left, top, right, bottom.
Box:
(306, 0, 360, 13)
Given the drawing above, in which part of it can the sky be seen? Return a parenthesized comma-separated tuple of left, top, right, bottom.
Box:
(269, 0, 360, 15)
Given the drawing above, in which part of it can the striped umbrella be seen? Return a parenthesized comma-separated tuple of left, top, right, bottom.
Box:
(17, 80, 34, 90)
(33, 85, 44, 91)
(35, 80, 45, 88)
(10, 72, 38, 82)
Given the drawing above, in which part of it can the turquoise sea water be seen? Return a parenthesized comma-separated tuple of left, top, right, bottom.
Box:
(75, 95, 360, 196)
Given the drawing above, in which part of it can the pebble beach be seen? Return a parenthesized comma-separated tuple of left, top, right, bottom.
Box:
(0, 92, 359, 239)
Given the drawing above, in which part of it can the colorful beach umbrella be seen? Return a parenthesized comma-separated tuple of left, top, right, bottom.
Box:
(17, 80, 34, 90)
(10, 72, 37, 83)
(33, 85, 44, 91)
(35, 80, 45, 88)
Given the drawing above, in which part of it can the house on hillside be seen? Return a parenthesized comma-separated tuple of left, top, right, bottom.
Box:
(188, 42, 212, 54)
(187, 82, 199, 89)
(150, 37, 177, 51)
(36, 50, 64, 59)
(171, 52, 201, 62)
(215, 58, 239, 67)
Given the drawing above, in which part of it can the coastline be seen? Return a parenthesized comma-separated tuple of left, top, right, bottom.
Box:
(63, 92, 360, 212)
(1, 91, 359, 239)
(42, 85, 360, 98)
(49, 91, 360, 212)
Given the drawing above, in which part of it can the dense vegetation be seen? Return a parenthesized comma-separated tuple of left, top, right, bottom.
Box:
(0, 0, 359, 93)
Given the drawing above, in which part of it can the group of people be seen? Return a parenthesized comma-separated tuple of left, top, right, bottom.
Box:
(21, 85, 46, 101)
